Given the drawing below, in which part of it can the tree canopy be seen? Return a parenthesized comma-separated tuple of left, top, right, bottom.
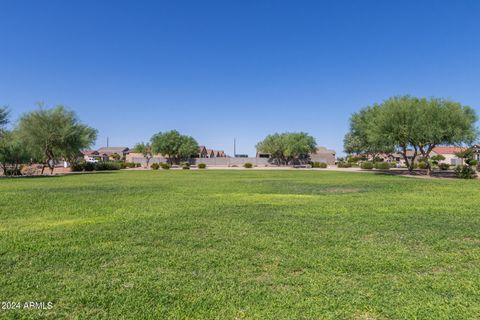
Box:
(150, 130, 198, 164)
(17, 106, 97, 173)
(0, 106, 9, 132)
(343, 104, 394, 159)
(344, 96, 478, 172)
(256, 132, 317, 165)
(0, 130, 31, 176)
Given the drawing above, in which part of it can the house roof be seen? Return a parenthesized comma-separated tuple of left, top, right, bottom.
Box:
(315, 146, 336, 155)
(206, 149, 214, 154)
(81, 150, 99, 156)
(432, 146, 465, 155)
(198, 146, 206, 152)
(97, 147, 130, 155)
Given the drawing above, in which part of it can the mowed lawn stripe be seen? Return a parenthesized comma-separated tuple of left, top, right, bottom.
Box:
(0, 170, 479, 319)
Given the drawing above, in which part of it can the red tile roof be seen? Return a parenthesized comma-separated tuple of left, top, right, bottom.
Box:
(433, 146, 465, 155)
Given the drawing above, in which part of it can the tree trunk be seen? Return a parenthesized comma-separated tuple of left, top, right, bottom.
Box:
(401, 146, 417, 173)
(419, 145, 435, 176)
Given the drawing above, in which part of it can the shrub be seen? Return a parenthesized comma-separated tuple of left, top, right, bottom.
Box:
(96, 161, 121, 171)
(198, 163, 206, 169)
(84, 162, 95, 171)
(337, 162, 352, 168)
(438, 163, 450, 170)
(150, 163, 160, 170)
(374, 162, 390, 170)
(311, 162, 327, 168)
(180, 161, 190, 170)
(21, 165, 38, 176)
(70, 162, 85, 172)
(136, 163, 141, 168)
(70, 162, 95, 172)
(124, 162, 136, 168)
(417, 161, 428, 170)
(361, 162, 374, 170)
(455, 165, 477, 179)
(160, 163, 171, 170)
(469, 159, 478, 167)
(390, 162, 397, 168)
(119, 162, 127, 169)
(5, 168, 22, 176)
(243, 163, 253, 168)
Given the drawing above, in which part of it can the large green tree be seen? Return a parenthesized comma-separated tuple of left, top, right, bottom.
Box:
(17, 106, 97, 174)
(150, 130, 199, 165)
(345, 96, 478, 173)
(256, 132, 317, 165)
(0, 131, 31, 176)
(0, 108, 31, 175)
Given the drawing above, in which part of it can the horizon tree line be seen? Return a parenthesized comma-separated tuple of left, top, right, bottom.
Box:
(1, 95, 478, 175)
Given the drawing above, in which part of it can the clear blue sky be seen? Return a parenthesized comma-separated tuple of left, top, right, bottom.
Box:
(1, 1, 479, 156)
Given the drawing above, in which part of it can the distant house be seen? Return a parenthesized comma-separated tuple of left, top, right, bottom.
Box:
(196, 146, 226, 158)
(80, 150, 99, 161)
(97, 147, 130, 161)
(472, 144, 480, 161)
(214, 150, 226, 157)
(379, 151, 416, 165)
(256, 146, 336, 165)
(310, 147, 336, 165)
(256, 152, 270, 158)
(431, 146, 465, 166)
(374, 147, 467, 166)
(206, 149, 215, 158)
(197, 146, 208, 158)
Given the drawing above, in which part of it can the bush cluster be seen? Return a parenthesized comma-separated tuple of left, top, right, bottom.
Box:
(150, 163, 160, 170)
(160, 163, 171, 170)
(311, 162, 327, 168)
(243, 163, 253, 168)
(96, 162, 121, 171)
(198, 163, 207, 169)
(438, 163, 450, 170)
(373, 162, 390, 170)
(181, 162, 190, 170)
(124, 162, 137, 168)
(417, 161, 429, 169)
(455, 165, 477, 179)
(360, 162, 374, 170)
(5, 168, 22, 176)
(71, 161, 120, 172)
(336, 162, 352, 168)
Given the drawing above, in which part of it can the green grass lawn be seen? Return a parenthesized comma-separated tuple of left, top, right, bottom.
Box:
(1, 170, 479, 319)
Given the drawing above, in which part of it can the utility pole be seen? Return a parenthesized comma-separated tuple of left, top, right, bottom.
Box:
(107, 136, 109, 148)
(233, 138, 236, 157)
